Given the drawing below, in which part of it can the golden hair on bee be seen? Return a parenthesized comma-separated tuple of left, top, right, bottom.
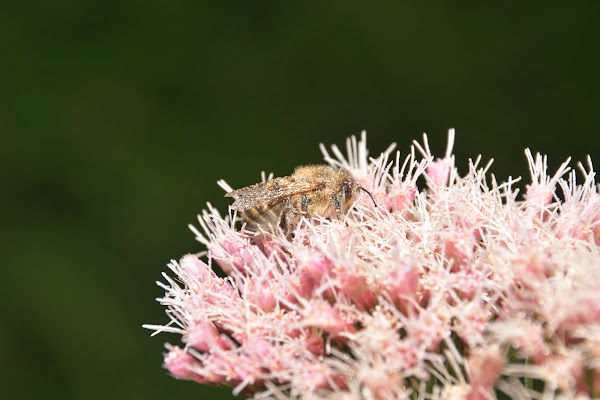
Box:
(225, 165, 376, 235)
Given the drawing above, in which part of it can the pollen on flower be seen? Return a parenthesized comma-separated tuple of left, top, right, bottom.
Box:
(145, 130, 600, 399)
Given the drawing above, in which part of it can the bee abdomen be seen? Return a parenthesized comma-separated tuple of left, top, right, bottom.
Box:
(243, 201, 286, 231)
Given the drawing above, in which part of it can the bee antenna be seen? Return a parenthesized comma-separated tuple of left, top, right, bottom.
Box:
(359, 186, 377, 207)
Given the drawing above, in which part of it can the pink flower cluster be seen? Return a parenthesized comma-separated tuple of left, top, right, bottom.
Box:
(145, 131, 600, 399)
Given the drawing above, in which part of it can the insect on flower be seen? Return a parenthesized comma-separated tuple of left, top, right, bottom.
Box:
(225, 164, 376, 235)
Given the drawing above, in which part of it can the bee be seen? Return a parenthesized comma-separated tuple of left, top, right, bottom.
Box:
(225, 165, 376, 235)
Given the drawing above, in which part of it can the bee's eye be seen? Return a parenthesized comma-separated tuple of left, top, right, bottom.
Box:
(342, 180, 352, 198)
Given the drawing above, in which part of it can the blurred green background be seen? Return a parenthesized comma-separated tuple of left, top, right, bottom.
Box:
(1, 2, 599, 399)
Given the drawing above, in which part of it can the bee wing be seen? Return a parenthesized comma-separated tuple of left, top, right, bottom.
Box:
(225, 177, 322, 210)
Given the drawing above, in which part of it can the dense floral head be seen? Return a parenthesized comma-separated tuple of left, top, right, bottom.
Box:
(145, 131, 600, 399)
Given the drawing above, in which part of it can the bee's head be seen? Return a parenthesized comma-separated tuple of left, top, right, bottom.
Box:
(336, 168, 377, 212)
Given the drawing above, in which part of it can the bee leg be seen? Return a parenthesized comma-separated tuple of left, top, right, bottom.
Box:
(301, 194, 309, 213)
(332, 193, 341, 212)
(279, 211, 288, 232)
(280, 211, 296, 240)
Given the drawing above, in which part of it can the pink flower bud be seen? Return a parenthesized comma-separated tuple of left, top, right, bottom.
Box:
(427, 158, 452, 186)
(303, 300, 348, 335)
(466, 345, 505, 400)
(164, 346, 198, 381)
(184, 321, 229, 352)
